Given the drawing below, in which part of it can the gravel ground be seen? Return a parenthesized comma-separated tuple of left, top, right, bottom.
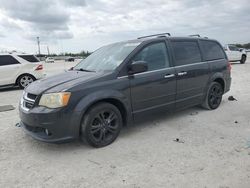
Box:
(0, 60, 250, 188)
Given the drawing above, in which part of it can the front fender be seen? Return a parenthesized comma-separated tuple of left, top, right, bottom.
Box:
(71, 89, 133, 135)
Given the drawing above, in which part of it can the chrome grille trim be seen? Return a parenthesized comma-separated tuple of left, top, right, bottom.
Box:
(21, 92, 37, 111)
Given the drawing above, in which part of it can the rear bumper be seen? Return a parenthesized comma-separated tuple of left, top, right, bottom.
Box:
(224, 77, 231, 93)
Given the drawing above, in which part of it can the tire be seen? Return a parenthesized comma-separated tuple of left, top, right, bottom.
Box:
(202, 82, 223, 110)
(81, 102, 123, 148)
(17, 74, 35, 89)
(240, 55, 246, 64)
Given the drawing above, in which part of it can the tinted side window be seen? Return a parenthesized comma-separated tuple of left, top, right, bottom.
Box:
(18, 55, 39, 62)
(200, 41, 226, 61)
(228, 45, 238, 51)
(0, 55, 20, 66)
(171, 41, 202, 66)
(132, 42, 170, 71)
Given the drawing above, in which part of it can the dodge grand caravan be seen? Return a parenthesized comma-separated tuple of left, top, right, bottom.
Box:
(19, 33, 231, 147)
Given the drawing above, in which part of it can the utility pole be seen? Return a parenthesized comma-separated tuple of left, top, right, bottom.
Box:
(37, 37, 41, 55)
(47, 45, 50, 56)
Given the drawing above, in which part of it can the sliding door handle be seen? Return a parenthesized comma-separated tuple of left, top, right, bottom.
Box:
(164, 74, 175, 78)
(177, 71, 187, 76)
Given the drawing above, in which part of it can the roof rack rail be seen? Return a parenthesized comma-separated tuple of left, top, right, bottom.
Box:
(138, 33, 171, 39)
(189, 34, 200, 37)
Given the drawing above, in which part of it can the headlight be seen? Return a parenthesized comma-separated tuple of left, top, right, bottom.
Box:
(39, 92, 71, 108)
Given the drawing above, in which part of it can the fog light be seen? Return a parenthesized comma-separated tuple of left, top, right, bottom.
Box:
(45, 129, 51, 136)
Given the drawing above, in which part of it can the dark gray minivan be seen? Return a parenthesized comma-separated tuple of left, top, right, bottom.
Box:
(19, 33, 231, 147)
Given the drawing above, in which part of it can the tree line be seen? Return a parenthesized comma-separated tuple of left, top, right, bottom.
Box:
(37, 50, 91, 58)
(235, 43, 250, 49)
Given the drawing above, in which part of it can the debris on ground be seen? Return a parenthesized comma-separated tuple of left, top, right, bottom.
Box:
(87, 159, 101, 165)
(0, 105, 15, 112)
(235, 148, 242, 153)
(173, 138, 185, 143)
(15, 123, 21, 127)
(110, 165, 116, 169)
(228, 96, 237, 101)
(190, 111, 198, 116)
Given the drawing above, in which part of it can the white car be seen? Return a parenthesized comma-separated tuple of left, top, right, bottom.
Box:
(224, 44, 247, 64)
(45, 57, 55, 63)
(0, 53, 45, 89)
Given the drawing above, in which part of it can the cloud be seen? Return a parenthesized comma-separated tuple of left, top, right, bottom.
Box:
(0, 0, 87, 41)
(0, 0, 249, 53)
(0, 33, 5, 38)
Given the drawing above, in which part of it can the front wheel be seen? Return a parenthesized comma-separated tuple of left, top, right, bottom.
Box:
(202, 82, 223, 110)
(81, 103, 122, 148)
(17, 75, 35, 89)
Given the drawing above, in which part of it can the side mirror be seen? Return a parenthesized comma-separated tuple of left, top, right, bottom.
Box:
(239, 49, 243, 52)
(128, 61, 148, 75)
(69, 67, 73, 71)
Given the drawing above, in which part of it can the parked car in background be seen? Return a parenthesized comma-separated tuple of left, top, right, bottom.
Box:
(65, 57, 75, 62)
(224, 44, 247, 63)
(0, 53, 44, 89)
(19, 33, 231, 147)
(45, 57, 55, 63)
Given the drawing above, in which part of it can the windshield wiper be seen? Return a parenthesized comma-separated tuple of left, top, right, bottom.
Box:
(75, 68, 95, 72)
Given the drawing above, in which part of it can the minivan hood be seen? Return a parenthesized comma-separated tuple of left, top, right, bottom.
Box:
(25, 71, 105, 95)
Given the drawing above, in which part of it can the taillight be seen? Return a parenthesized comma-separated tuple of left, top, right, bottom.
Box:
(35, 64, 43, 71)
(227, 61, 232, 72)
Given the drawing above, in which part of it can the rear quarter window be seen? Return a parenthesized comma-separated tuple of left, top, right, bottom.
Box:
(171, 41, 202, 66)
(18, 55, 40, 63)
(200, 41, 226, 61)
(0, 55, 20, 66)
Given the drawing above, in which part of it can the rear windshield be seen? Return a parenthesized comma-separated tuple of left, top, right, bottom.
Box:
(18, 55, 40, 62)
(200, 41, 226, 61)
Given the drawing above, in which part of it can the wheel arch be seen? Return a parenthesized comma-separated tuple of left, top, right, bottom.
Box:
(73, 90, 133, 137)
(15, 73, 36, 85)
(86, 98, 129, 126)
(210, 74, 225, 92)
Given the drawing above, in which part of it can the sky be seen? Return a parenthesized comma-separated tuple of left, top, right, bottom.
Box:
(0, 0, 249, 54)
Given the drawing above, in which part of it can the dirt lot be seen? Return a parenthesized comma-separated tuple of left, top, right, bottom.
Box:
(0, 60, 250, 188)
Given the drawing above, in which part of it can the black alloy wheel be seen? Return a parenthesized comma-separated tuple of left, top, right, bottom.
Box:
(81, 103, 122, 147)
(202, 82, 223, 110)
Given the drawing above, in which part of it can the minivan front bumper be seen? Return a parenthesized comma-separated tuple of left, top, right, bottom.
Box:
(19, 105, 80, 143)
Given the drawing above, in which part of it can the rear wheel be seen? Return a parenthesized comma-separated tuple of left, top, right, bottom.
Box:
(81, 103, 122, 148)
(240, 55, 246, 64)
(202, 82, 223, 110)
(17, 74, 35, 89)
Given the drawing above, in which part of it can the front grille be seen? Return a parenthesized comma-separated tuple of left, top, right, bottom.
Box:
(22, 92, 38, 110)
(25, 101, 34, 109)
(27, 93, 37, 101)
(25, 124, 45, 133)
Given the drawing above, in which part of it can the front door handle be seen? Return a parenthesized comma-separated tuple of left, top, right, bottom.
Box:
(164, 74, 175, 78)
(177, 71, 187, 76)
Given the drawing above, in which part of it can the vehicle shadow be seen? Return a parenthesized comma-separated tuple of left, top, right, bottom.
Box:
(0, 86, 21, 92)
(22, 100, 228, 152)
(20, 107, 202, 153)
(230, 62, 241, 65)
(120, 106, 203, 138)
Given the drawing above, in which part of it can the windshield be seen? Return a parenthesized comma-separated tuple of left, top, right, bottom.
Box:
(74, 41, 141, 72)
